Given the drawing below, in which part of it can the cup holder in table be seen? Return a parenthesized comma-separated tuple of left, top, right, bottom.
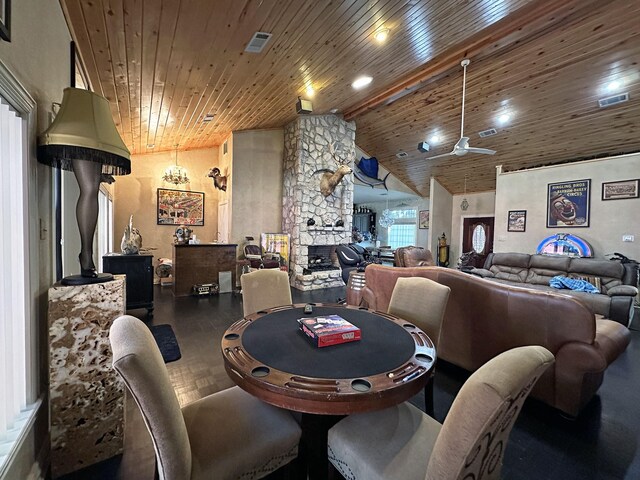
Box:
(351, 379, 372, 392)
(416, 353, 433, 363)
(224, 333, 239, 340)
(251, 366, 270, 377)
(402, 323, 416, 329)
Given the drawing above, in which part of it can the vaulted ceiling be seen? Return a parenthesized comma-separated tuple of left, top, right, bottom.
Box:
(61, 0, 640, 197)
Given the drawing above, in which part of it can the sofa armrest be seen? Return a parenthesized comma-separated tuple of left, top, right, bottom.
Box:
(360, 286, 376, 310)
(606, 285, 638, 297)
(470, 268, 494, 278)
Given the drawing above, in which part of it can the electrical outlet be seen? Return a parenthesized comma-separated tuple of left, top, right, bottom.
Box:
(498, 235, 506, 242)
(622, 234, 634, 242)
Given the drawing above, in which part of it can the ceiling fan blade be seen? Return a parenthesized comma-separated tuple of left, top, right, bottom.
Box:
(454, 137, 469, 149)
(465, 147, 496, 155)
(424, 151, 455, 161)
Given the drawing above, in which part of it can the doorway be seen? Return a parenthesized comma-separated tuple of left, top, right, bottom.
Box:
(462, 217, 494, 268)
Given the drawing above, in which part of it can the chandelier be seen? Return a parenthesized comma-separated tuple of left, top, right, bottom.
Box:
(378, 196, 395, 228)
(163, 145, 189, 185)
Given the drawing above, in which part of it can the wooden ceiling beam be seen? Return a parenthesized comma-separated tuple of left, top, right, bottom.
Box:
(343, 0, 594, 120)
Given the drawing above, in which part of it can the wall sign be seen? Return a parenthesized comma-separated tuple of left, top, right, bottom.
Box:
(546, 179, 590, 228)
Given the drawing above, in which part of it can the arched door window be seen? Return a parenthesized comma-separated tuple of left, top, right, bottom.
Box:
(471, 223, 488, 255)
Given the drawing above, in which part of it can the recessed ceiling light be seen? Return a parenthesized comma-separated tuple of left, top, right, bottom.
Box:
(330, 108, 339, 114)
(203, 113, 215, 122)
(352, 76, 373, 90)
(606, 81, 621, 92)
(497, 113, 511, 125)
(147, 143, 155, 148)
(306, 85, 315, 97)
(430, 135, 441, 144)
(374, 28, 389, 43)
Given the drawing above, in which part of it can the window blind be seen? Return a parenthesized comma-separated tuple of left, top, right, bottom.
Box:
(0, 98, 28, 463)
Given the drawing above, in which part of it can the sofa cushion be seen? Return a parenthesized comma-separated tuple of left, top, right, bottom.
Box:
(489, 265, 529, 283)
(568, 259, 624, 293)
(490, 252, 531, 268)
(530, 254, 571, 271)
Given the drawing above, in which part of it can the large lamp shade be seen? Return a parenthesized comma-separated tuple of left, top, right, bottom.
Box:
(38, 87, 131, 174)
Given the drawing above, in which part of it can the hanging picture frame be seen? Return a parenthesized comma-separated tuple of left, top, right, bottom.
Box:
(546, 179, 590, 228)
(418, 210, 429, 229)
(0, 0, 10, 42)
(507, 210, 526, 232)
(157, 188, 205, 226)
(601, 179, 639, 200)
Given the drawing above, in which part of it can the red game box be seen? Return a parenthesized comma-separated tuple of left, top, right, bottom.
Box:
(298, 314, 361, 348)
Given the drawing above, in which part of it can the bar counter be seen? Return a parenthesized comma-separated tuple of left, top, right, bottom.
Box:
(172, 243, 237, 297)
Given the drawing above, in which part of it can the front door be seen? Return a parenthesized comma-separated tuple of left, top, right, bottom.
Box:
(462, 217, 494, 268)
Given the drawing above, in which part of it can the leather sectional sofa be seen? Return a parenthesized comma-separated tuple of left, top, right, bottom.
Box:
(471, 253, 638, 326)
(358, 264, 631, 417)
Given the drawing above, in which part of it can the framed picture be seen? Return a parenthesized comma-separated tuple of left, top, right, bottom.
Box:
(157, 188, 205, 226)
(546, 179, 590, 228)
(507, 210, 526, 232)
(602, 179, 639, 200)
(0, 0, 10, 42)
(418, 210, 429, 229)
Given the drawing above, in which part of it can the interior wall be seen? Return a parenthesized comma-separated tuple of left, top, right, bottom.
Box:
(113, 147, 220, 263)
(450, 190, 496, 264)
(495, 154, 640, 259)
(229, 129, 284, 248)
(428, 178, 453, 256)
(0, 0, 71, 477)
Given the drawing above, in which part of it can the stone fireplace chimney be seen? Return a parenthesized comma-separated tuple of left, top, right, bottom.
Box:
(283, 115, 355, 290)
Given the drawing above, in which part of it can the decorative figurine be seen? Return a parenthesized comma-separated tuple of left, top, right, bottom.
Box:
(121, 215, 142, 254)
(307, 218, 316, 226)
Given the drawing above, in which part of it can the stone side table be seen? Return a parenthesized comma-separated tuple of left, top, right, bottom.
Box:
(48, 276, 126, 478)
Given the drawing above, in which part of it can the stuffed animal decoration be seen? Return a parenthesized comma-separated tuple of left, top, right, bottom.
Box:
(121, 215, 142, 254)
(207, 167, 227, 191)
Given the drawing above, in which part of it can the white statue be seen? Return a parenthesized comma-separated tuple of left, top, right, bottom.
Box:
(121, 215, 142, 254)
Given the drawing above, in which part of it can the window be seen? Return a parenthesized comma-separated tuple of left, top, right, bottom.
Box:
(387, 208, 417, 249)
(0, 64, 39, 476)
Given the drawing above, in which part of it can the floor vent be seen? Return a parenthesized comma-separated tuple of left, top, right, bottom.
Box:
(396, 151, 408, 159)
(598, 93, 629, 108)
(478, 128, 497, 138)
(245, 32, 272, 53)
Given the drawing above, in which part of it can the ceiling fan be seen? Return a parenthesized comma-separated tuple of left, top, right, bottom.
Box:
(424, 59, 496, 161)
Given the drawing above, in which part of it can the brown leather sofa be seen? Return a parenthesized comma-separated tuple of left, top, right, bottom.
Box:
(358, 264, 631, 416)
(394, 246, 435, 267)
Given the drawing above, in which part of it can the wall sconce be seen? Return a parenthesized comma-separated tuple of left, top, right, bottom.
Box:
(207, 167, 227, 191)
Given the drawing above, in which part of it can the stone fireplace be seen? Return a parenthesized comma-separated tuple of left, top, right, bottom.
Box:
(283, 115, 355, 290)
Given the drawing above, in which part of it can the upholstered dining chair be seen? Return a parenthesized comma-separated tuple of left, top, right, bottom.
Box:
(328, 345, 554, 480)
(109, 315, 302, 480)
(241, 268, 293, 317)
(387, 277, 450, 416)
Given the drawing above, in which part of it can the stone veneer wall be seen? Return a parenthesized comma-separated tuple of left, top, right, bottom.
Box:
(48, 277, 126, 478)
(283, 115, 356, 290)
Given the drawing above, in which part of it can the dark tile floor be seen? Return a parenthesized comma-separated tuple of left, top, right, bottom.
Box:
(61, 285, 640, 480)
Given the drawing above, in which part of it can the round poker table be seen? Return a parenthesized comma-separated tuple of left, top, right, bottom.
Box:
(221, 303, 436, 415)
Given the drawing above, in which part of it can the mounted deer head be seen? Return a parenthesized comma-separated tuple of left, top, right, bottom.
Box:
(317, 144, 353, 197)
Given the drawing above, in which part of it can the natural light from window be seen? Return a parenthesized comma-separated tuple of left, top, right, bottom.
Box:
(387, 208, 417, 249)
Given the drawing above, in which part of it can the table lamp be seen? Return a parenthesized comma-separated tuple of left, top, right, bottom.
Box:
(38, 88, 131, 285)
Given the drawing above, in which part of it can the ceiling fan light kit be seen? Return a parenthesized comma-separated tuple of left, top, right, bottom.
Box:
(424, 59, 497, 162)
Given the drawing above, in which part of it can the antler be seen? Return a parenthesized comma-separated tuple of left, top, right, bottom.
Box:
(328, 143, 352, 166)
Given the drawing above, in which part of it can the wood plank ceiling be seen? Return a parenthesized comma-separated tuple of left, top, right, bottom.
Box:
(61, 0, 640, 196)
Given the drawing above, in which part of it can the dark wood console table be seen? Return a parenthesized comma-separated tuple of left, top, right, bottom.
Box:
(172, 244, 237, 297)
(102, 253, 154, 314)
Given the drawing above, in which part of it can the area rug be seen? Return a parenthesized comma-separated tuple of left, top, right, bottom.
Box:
(149, 324, 182, 363)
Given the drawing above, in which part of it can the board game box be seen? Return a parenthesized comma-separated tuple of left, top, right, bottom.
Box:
(298, 314, 361, 348)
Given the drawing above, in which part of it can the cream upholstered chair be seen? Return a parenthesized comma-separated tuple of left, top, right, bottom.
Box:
(109, 315, 301, 480)
(387, 277, 450, 415)
(328, 345, 554, 480)
(241, 268, 292, 317)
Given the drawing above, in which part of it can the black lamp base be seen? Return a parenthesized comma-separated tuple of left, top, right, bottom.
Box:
(61, 272, 114, 286)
